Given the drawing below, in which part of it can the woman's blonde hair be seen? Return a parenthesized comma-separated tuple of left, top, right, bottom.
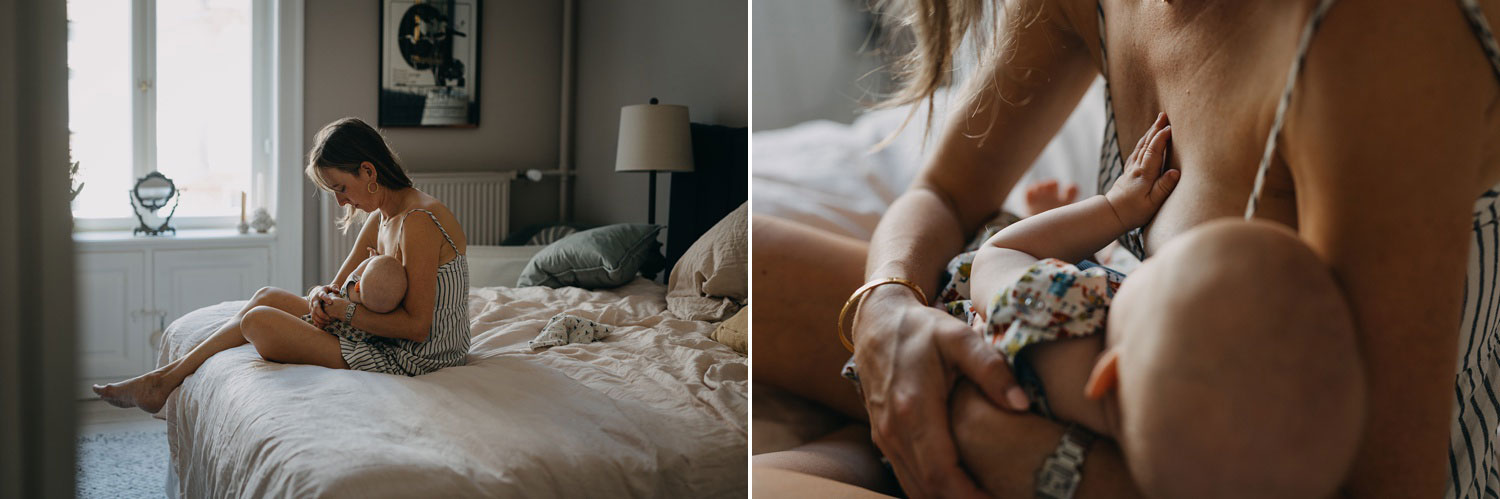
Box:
(305, 117, 413, 233)
(873, 0, 1043, 143)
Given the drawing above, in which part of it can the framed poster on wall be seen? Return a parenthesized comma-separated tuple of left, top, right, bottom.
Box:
(379, 0, 480, 127)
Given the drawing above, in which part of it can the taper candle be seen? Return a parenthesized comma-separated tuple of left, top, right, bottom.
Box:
(241, 191, 247, 223)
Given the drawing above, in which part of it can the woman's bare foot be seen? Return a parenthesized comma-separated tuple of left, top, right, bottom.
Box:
(1023, 179, 1079, 216)
(92, 370, 174, 414)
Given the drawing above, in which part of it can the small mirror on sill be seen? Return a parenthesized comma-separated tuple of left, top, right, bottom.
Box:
(130, 171, 180, 236)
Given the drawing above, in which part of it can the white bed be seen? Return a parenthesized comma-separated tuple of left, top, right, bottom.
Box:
(156, 277, 748, 498)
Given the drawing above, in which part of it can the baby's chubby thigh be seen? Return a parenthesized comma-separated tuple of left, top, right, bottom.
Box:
(1113, 219, 1365, 499)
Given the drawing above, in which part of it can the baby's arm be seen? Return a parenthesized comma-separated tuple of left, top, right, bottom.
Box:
(970, 114, 1175, 312)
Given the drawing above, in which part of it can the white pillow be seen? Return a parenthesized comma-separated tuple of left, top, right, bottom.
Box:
(466, 245, 548, 288)
(667, 203, 748, 321)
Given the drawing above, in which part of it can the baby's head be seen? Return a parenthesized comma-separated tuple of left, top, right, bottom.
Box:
(355, 255, 407, 313)
(1087, 220, 1364, 499)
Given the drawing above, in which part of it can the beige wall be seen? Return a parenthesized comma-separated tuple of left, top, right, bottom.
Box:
(572, 0, 748, 227)
(302, 0, 563, 285)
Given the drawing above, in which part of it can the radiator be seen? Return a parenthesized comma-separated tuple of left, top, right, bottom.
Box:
(320, 171, 518, 280)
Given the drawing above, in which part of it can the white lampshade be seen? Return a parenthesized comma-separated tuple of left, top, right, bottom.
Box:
(615, 102, 695, 173)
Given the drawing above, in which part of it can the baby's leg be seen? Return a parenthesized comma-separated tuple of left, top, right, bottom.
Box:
(1114, 220, 1364, 499)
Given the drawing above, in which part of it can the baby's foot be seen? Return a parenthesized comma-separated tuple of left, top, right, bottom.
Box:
(1024, 179, 1079, 216)
(92, 370, 174, 414)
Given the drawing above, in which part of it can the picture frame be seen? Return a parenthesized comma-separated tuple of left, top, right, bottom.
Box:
(379, 0, 481, 127)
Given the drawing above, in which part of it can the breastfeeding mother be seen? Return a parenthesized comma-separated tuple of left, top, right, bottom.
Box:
(94, 117, 472, 413)
(754, 0, 1500, 497)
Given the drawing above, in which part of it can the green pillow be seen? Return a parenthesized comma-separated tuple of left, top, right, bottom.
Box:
(517, 224, 666, 289)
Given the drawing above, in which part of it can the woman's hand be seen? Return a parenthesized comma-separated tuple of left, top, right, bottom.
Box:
(317, 294, 353, 324)
(1103, 113, 1179, 230)
(306, 285, 338, 328)
(852, 285, 1029, 499)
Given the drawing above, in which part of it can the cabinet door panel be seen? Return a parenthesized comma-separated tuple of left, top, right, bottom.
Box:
(76, 251, 147, 380)
(153, 248, 271, 330)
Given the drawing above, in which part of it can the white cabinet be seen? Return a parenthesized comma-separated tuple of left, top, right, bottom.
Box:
(77, 252, 149, 385)
(153, 248, 270, 335)
(75, 230, 273, 398)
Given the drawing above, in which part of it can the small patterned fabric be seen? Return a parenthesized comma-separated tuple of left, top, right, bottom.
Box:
(529, 313, 614, 349)
(983, 259, 1124, 365)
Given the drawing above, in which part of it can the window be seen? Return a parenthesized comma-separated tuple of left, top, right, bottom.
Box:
(68, 0, 269, 229)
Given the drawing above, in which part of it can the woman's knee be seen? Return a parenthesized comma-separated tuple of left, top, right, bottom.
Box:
(241, 306, 287, 360)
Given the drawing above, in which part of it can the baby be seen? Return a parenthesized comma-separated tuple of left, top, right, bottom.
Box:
(960, 115, 1365, 498)
(339, 248, 408, 314)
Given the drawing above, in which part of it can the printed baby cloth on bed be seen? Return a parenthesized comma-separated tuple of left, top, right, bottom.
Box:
(529, 313, 615, 350)
(983, 258, 1124, 364)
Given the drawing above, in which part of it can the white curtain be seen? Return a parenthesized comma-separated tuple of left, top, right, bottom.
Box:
(0, 0, 78, 496)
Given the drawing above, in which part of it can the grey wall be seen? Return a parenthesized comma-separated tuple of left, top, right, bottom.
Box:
(301, 0, 563, 286)
(572, 0, 748, 227)
(752, 0, 887, 131)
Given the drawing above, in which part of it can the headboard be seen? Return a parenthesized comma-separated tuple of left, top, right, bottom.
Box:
(666, 123, 749, 278)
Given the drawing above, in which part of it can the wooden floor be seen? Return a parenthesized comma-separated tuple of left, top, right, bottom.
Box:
(77, 399, 166, 436)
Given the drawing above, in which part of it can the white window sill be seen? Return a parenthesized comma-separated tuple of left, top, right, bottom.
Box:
(74, 228, 276, 251)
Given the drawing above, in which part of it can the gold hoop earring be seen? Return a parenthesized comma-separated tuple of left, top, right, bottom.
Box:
(366, 182, 378, 194)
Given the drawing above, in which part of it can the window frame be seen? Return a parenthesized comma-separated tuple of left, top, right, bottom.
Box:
(70, 0, 272, 231)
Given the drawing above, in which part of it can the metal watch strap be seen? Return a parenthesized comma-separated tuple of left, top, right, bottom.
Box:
(1035, 424, 1096, 499)
(344, 301, 357, 323)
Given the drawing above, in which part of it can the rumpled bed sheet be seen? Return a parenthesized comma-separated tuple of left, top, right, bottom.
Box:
(155, 279, 748, 498)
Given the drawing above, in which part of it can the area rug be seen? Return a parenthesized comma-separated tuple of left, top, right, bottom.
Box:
(76, 428, 169, 499)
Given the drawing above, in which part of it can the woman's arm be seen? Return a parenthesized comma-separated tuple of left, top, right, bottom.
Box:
(948, 381, 1143, 498)
(853, 1, 1102, 496)
(330, 213, 382, 288)
(1282, 2, 1490, 496)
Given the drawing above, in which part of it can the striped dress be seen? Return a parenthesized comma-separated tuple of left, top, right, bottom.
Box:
(1096, 1, 1500, 496)
(331, 209, 471, 376)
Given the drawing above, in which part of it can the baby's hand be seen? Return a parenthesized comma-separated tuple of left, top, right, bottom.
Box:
(1104, 113, 1180, 229)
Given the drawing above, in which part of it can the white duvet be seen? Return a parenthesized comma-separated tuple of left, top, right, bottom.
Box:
(156, 280, 748, 498)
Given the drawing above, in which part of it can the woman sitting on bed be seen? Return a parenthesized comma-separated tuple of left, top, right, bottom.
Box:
(94, 117, 473, 413)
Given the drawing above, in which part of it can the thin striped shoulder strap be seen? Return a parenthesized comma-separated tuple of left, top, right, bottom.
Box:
(399, 208, 461, 255)
(1244, 0, 1339, 219)
(1459, 0, 1500, 81)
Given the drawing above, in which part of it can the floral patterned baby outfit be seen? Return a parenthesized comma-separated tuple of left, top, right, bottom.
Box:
(982, 258, 1123, 365)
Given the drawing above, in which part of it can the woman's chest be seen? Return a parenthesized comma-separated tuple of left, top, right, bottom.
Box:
(1100, 2, 1309, 254)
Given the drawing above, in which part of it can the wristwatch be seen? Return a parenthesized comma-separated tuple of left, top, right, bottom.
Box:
(1035, 424, 1096, 499)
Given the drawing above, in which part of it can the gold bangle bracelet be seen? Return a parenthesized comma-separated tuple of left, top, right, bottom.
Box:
(837, 277, 930, 353)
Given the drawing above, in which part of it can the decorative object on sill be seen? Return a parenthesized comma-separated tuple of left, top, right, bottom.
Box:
(251, 208, 275, 234)
(379, 0, 481, 127)
(237, 191, 250, 234)
(615, 98, 694, 225)
(130, 171, 180, 236)
(68, 160, 84, 202)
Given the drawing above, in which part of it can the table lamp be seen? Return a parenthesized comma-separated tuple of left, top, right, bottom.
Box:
(615, 98, 694, 225)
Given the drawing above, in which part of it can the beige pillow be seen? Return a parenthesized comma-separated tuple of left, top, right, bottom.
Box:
(667, 202, 748, 321)
(711, 306, 748, 355)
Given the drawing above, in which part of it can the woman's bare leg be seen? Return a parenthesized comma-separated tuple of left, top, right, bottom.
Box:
(92, 286, 312, 413)
(754, 424, 901, 496)
(751, 215, 869, 421)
